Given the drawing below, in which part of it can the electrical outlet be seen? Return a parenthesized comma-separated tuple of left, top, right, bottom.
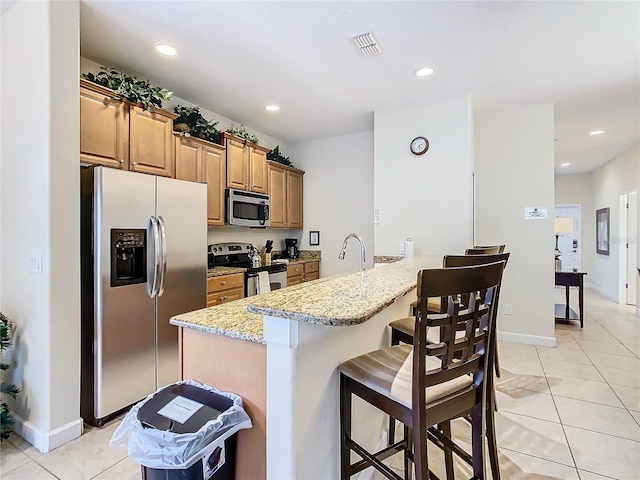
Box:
(29, 254, 43, 274)
(504, 304, 513, 315)
(398, 242, 405, 255)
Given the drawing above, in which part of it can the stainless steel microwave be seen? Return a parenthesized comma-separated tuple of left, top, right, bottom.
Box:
(225, 189, 270, 227)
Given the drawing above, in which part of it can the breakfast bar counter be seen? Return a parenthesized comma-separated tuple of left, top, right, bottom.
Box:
(171, 256, 439, 479)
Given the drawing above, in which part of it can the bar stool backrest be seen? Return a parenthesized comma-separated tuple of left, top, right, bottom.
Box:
(466, 245, 505, 254)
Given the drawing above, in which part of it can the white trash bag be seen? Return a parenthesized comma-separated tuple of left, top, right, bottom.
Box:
(110, 379, 252, 470)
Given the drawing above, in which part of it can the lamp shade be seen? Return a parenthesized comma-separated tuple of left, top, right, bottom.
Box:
(554, 217, 574, 234)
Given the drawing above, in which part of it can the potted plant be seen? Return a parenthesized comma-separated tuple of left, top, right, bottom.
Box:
(173, 105, 222, 145)
(267, 145, 294, 168)
(82, 66, 172, 111)
(225, 124, 260, 144)
(0, 312, 20, 441)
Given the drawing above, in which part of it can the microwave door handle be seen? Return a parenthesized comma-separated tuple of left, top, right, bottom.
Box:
(157, 216, 167, 297)
(149, 216, 160, 298)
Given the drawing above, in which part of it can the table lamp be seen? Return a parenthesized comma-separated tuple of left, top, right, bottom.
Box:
(554, 217, 574, 271)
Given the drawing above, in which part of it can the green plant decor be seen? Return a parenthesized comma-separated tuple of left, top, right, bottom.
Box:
(173, 105, 222, 144)
(225, 124, 260, 144)
(0, 312, 20, 441)
(267, 145, 294, 167)
(82, 67, 172, 111)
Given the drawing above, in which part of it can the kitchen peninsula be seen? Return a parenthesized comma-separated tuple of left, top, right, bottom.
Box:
(171, 256, 440, 479)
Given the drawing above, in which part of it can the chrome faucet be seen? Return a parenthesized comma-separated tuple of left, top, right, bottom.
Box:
(338, 233, 366, 272)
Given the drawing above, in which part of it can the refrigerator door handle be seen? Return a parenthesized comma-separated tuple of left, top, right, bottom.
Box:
(149, 216, 161, 298)
(157, 215, 168, 297)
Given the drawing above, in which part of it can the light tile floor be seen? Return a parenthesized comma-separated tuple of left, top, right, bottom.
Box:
(1, 288, 638, 479)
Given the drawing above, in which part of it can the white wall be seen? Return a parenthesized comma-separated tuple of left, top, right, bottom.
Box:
(289, 131, 374, 276)
(0, 0, 81, 451)
(590, 142, 640, 300)
(554, 173, 595, 277)
(373, 96, 474, 258)
(475, 104, 556, 346)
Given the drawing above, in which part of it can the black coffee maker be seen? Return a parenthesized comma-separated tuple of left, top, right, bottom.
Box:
(284, 238, 299, 259)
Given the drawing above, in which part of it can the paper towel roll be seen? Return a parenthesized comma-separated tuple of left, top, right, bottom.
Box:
(404, 238, 415, 259)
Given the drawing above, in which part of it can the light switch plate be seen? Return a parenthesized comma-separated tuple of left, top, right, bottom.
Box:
(29, 254, 43, 274)
(374, 207, 381, 224)
(398, 242, 405, 255)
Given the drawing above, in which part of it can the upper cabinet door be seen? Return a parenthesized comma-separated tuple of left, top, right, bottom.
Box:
(203, 143, 226, 226)
(226, 137, 249, 190)
(80, 81, 129, 169)
(174, 135, 202, 182)
(268, 163, 287, 228)
(129, 106, 176, 178)
(287, 169, 304, 229)
(249, 146, 268, 194)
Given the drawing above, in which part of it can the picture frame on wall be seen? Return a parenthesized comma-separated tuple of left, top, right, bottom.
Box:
(596, 207, 610, 255)
(309, 230, 320, 246)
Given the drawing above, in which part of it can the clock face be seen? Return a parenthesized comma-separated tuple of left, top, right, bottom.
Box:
(410, 136, 429, 155)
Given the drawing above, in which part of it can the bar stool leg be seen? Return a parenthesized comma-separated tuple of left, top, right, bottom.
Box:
(340, 374, 352, 480)
(440, 421, 454, 480)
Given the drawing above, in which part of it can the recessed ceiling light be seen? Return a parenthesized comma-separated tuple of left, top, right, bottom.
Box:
(265, 105, 280, 112)
(590, 129, 605, 136)
(560, 163, 571, 167)
(155, 44, 178, 57)
(415, 67, 435, 78)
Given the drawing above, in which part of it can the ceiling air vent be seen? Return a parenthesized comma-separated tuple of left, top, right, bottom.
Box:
(351, 32, 382, 57)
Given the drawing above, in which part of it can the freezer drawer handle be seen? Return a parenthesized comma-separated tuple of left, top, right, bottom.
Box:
(157, 216, 168, 297)
(149, 216, 161, 298)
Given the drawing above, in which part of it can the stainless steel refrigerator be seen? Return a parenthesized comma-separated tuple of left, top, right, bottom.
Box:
(80, 166, 207, 427)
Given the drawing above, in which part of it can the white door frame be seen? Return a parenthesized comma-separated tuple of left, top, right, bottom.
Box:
(619, 190, 638, 306)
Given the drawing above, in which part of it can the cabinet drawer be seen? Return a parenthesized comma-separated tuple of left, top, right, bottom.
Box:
(207, 273, 244, 293)
(287, 264, 304, 277)
(304, 261, 319, 274)
(207, 286, 244, 307)
(304, 272, 319, 282)
(287, 275, 303, 287)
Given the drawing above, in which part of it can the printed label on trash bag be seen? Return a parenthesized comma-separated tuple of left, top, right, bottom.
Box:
(203, 443, 225, 479)
(157, 395, 204, 424)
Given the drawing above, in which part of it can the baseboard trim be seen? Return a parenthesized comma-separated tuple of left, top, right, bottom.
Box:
(13, 414, 83, 453)
(588, 284, 617, 303)
(497, 331, 556, 348)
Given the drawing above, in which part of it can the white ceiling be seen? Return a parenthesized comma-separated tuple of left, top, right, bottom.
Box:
(80, 1, 639, 174)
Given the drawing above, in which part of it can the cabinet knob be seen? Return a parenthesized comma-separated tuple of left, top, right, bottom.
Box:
(132, 162, 138, 166)
(119, 159, 125, 164)
(221, 281, 226, 285)
(220, 295, 228, 301)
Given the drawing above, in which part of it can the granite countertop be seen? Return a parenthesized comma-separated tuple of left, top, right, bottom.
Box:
(247, 256, 439, 326)
(207, 266, 246, 277)
(173, 256, 439, 343)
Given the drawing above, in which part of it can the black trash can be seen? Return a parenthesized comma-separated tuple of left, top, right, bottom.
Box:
(110, 381, 251, 480)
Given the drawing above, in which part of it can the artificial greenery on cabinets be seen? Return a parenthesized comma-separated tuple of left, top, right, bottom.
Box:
(82, 66, 172, 111)
(225, 124, 260, 144)
(267, 145, 295, 168)
(0, 312, 20, 441)
(173, 105, 222, 145)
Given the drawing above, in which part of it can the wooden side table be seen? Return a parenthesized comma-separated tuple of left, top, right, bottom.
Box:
(555, 271, 587, 328)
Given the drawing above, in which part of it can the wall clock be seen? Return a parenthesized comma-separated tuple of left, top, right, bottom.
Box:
(410, 136, 429, 156)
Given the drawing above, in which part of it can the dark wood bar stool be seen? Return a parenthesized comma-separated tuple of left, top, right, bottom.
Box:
(389, 253, 509, 479)
(338, 262, 505, 480)
(466, 245, 505, 255)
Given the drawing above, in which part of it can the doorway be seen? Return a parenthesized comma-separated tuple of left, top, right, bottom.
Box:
(619, 191, 637, 306)
(554, 204, 582, 272)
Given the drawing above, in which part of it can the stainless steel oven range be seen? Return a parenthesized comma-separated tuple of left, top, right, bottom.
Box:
(208, 242, 287, 296)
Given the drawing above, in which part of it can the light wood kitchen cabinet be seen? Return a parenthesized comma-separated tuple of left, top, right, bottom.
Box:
(129, 106, 176, 177)
(80, 79, 177, 177)
(207, 273, 245, 307)
(267, 162, 304, 229)
(174, 135, 226, 225)
(80, 79, 129, 169)
(303, 261, 320, 282)
(287, 263, 304, 286)
(224, 134, 268, 194)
